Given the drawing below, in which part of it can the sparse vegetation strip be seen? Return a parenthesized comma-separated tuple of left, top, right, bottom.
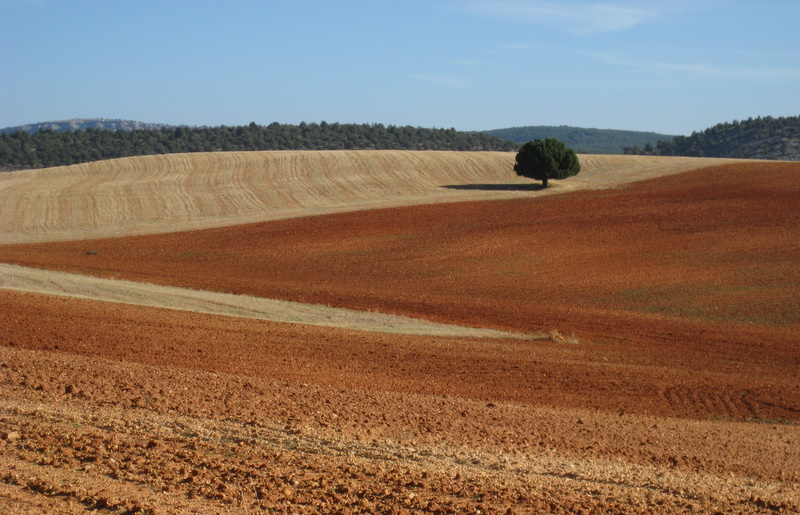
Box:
(0, 263, 534, 339)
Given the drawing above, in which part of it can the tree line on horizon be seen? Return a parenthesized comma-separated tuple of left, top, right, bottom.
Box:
(624, 115, 800, 161)
(0, 122, 519, 170)
(2, 115, 797, 170)
(481, 126, 675, 155)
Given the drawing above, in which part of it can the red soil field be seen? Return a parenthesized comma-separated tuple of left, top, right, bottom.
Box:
(1, 160, 799, 513)
(3, 162, 797, 333)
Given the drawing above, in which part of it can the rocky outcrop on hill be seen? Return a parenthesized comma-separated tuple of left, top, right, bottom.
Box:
(0, 118, 170, 134)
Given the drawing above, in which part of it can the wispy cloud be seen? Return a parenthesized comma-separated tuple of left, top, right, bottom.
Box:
(583, 52, 800, 79)
(583, 52, 720, 74)
(452, 0, 660, 35)
(412, 75, 464, 86)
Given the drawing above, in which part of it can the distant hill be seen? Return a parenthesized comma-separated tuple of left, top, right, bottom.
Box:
(626, 115, 800, 161)
(0, 118, 172, 134)
(481, 126, 675, 155)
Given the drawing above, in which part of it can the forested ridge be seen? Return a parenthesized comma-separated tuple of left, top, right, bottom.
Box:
(625, 115, 800, 160)
(0, 121, 518, 170)
(4, 115, 798, 170)
(481, 126, 674, 155)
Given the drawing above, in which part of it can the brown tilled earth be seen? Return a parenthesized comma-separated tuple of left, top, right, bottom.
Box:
(1, 160, 799, 513)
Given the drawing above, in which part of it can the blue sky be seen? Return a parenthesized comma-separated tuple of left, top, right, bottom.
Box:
(1, 0, 798, 135)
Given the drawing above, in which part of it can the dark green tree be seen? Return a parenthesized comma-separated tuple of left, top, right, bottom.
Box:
(513, 138, 580, 188)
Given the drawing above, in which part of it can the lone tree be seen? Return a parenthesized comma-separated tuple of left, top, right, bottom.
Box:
(514, 138, 580, 188)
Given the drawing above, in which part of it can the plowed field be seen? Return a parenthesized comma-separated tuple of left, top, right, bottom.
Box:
(1, 154, 799, 513)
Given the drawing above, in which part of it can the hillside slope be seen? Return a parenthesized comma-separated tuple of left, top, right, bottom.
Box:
(5, 161, 796, 338)
(1, 156, 798, 513)
(628, 115, 800, 160)
(0, 151, 737, 243)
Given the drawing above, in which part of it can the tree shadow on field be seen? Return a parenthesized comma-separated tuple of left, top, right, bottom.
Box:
(441, 183, 546, 192)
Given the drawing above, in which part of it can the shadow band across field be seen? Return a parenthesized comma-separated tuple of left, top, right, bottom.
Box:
(442, 183, 546, 192)
(0, 263, 534, 339)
